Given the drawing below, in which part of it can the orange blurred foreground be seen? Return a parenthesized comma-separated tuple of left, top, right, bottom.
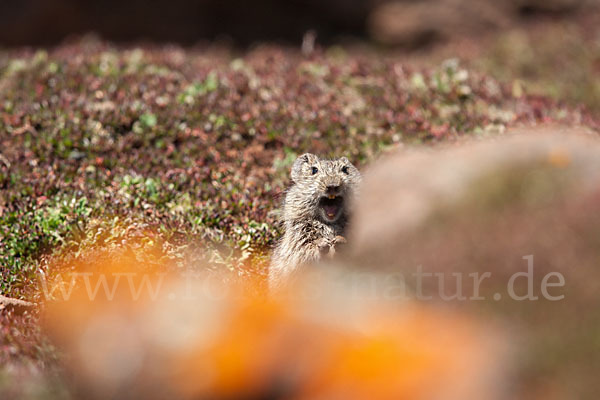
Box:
(43, 249, 509, 400)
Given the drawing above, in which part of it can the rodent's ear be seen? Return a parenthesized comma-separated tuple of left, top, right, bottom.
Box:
(339, 156, 358, 170)
(338, 156, 360, 177)
(291, 153, 318, 182)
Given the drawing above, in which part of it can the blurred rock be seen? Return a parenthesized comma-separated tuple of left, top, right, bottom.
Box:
(368, 0, 599, 46)
(348, 126, 600, 398)
(41, 251, 508, 400)
(351, 126, 600, 283)
(368, 0, 510, 47)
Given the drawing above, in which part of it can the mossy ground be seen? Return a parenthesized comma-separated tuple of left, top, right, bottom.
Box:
(0, 35, 598, 371)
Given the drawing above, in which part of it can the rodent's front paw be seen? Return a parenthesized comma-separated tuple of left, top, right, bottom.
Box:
(333, 235, 347, 244)
(317, 236, 346, 259)
(317, 238, 333, 258)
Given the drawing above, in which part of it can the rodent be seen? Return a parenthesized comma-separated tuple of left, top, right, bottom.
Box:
(269, 153, 361, 289)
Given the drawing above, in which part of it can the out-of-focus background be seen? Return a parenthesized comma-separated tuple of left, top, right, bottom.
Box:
(2, 0, 370, 46)
(0, 0, 597, 47)
(1, 0, 599, 110)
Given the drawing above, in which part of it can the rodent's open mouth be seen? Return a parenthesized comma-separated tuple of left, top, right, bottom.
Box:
(319, 195, 344, 222)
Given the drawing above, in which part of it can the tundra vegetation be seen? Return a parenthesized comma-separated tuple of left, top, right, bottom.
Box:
(0, 16, 598, 398)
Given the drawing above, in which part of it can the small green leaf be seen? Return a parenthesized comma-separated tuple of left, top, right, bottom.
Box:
(139, 113, 157, 128)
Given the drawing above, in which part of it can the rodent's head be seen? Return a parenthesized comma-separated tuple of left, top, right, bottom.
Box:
(286, 153, 361, 225)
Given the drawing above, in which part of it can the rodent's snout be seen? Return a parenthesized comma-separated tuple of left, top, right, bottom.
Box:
(325, 185, 341, 197)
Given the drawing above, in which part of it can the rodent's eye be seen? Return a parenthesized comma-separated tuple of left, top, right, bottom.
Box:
(341, 166, 349, 175)
(311, 166, 318, 175)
